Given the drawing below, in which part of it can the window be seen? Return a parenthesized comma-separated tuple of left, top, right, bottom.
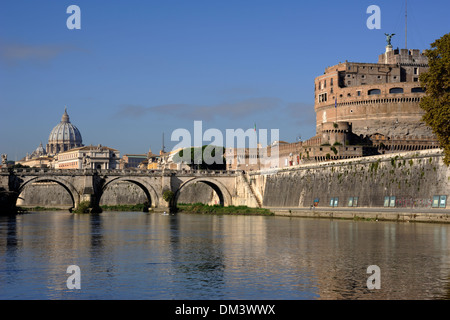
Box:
(411, 87, 425, 93)
(348, 197, 358, 207)
(357, 91, 361, 96)
(368, 89, 381, 95)
(329, 197, 339, 207)
(414, 67, 418, 75)
(389, 87, 404, 94)
(318, 93, 327, 103)
(384, 196, 396, 207)
(432, 195, 447, 208)
(413, 78, 419, 82)
(377, 75, 382, 79)
(330, 78, 333, 86)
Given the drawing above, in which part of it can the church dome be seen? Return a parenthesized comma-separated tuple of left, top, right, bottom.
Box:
(47, 108, 83, 155)
(30, 142, 46, 158)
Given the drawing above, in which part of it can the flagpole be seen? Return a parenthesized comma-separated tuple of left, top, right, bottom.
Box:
(335, 98, 337, 145)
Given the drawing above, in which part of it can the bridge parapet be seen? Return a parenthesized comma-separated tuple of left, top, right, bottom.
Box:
(174, 169, 240, 177)
(2, 167, 242, 177)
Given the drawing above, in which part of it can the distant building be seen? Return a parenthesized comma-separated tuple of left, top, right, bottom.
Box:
(225, 147, 261, 171)
(120, 154, 148, 169)
(17, 142, 53, 168)
(54, 144, 120, 170)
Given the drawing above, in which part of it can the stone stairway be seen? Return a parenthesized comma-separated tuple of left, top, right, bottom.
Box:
(241, 172, 263, 208)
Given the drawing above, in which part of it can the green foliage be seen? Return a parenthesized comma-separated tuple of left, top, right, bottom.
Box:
(172, 145, 226, 170)
(11, 163, 30, 168)
(370, 160, 380, 173)
(177, 203, 273, 216)
(101, 203, 149, 212)
(163, 189, 174, 203)
(330, 146, 338, 155)
(419, 33, 450, 165)
(73, 201, 91, 213)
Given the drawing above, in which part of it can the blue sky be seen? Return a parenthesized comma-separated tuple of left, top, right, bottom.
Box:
(0, 0, 449, 160)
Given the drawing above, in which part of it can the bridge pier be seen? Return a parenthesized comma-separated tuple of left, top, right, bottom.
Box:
(75, 173, 102, 213)
(0, 169, 20, 214)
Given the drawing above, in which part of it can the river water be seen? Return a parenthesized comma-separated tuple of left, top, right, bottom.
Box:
(1, 211, 449, 300)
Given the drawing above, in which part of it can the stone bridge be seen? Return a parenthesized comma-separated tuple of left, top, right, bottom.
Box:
(0, 167, 261, 213)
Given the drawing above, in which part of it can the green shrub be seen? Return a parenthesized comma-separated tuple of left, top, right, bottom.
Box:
(163, 190, 174, 203)
(74, 201, 91, 213)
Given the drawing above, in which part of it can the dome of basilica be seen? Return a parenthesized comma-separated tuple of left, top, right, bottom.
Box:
(47, 108, 83, 155)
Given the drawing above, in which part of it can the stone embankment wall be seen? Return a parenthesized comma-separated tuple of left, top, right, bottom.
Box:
(249, 149, 449, 209)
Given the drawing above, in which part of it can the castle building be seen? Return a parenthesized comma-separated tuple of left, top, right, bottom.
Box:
(233, 42, 440, 168)
(313, 45, 439, 152)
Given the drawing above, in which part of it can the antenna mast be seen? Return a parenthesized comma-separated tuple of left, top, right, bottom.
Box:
(405, 0, 408, 49)
(162, 132, 165, 153)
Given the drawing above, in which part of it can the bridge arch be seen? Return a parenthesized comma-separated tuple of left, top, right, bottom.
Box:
(174, 177, 233, 207)
(99, 177, 160, 209)
(17, 176, 78, 210)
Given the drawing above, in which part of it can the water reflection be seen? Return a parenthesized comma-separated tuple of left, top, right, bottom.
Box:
(1, 212, 450, 299)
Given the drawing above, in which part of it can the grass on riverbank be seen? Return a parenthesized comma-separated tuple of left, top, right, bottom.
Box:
(17, 206, 68, 212)
(176, 203, 274, 216)
(100, 203, 149, 212)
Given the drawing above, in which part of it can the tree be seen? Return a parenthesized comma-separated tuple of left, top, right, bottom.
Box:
(172, 145, 226, 170)
(419, 33, 450, 165)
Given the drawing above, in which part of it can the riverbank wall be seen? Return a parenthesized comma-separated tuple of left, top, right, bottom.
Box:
(249, 148, 449, 210)
(270, 208, 450, 223)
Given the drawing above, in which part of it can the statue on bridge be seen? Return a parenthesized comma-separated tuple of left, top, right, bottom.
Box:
(82, 155, 91, 169)
(1, 154, 7, 166)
